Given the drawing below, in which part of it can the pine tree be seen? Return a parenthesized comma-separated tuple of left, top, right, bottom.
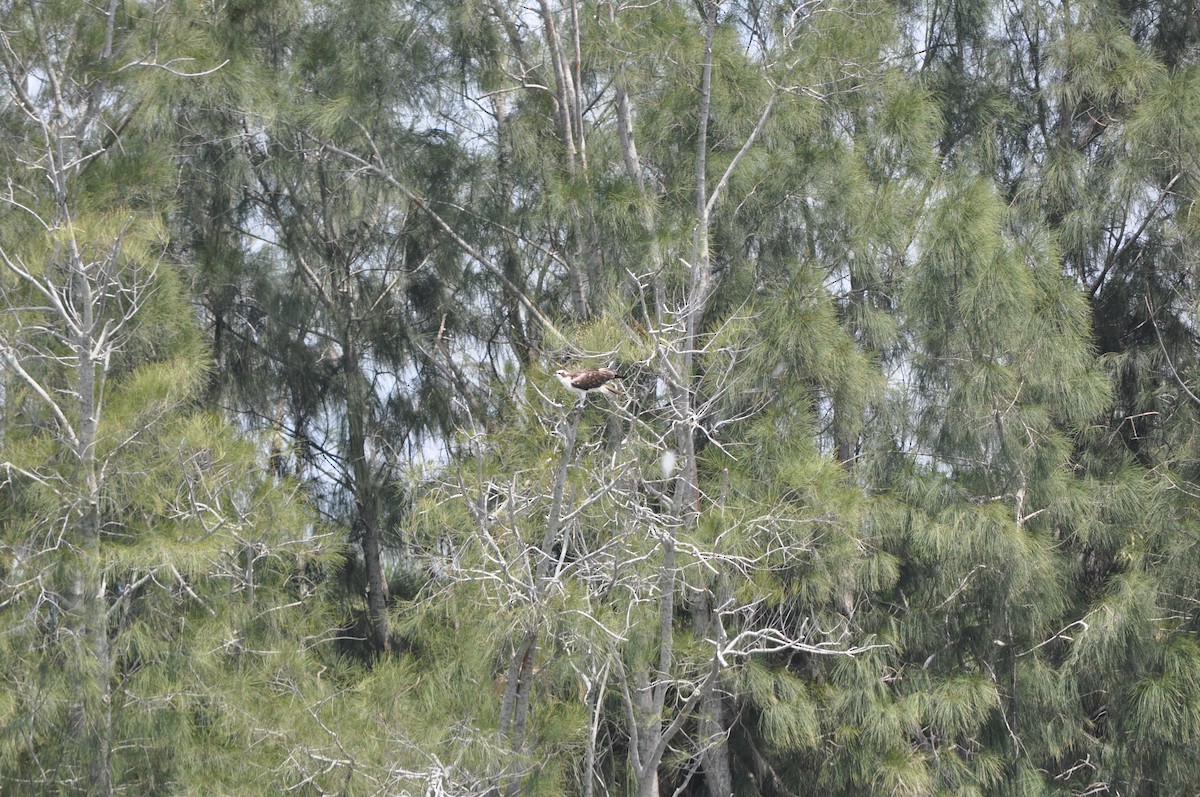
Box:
(389, 2, 909, 795)
(174, 0, 499, 656)
(14, 0, 1198, 793)
(0, 3, 336, 792)
(739, 1, 1200, 793)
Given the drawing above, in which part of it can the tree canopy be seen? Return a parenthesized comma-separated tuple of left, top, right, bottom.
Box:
(4, 0, 1200, 794)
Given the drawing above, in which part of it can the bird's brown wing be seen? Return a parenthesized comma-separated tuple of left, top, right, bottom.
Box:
(571, 368, 617, 390)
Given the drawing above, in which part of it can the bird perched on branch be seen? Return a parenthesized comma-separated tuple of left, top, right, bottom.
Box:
(554, 367, 622, 402)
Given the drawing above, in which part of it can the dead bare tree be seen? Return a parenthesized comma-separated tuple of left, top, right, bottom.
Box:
(407, 329, 883, 796)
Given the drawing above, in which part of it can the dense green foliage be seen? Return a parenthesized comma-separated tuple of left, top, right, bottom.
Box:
(4, 0, 1200, 794)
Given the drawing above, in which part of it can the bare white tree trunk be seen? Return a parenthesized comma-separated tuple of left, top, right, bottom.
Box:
(0, 6, 128, 786)
(0, 5, 219, 789)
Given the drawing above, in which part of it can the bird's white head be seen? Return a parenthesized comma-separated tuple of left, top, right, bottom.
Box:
(553, 369, 577, 391)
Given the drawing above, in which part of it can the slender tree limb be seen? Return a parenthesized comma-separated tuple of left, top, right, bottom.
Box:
(1147, 295, 1200, 409)
(1089, 172, 1182, 300)
(319, 135, 573, 349)
(705, 91, 777, 218)
(0, 346, 80, 448)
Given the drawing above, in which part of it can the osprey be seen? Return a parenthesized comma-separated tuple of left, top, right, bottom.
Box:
(554, 367, 622, 401)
